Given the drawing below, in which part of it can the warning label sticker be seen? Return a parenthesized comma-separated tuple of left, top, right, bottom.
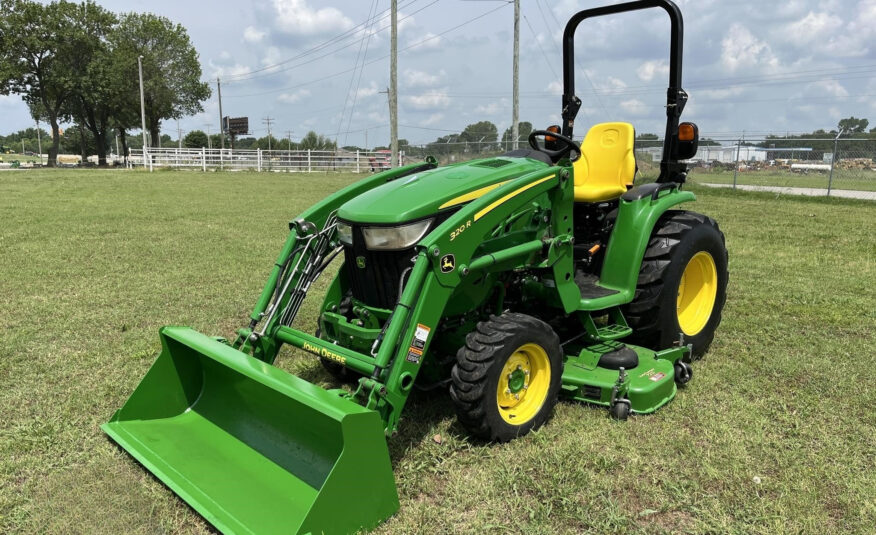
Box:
(412, 323, 430, 351)
(650, 372, 666, 382)
(406, 347, 423, 364)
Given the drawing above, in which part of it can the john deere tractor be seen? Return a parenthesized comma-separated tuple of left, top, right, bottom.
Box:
(103, 1, 728, 533)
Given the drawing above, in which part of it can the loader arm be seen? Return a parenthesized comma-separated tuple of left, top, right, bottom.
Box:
(272, 163, 576, 434)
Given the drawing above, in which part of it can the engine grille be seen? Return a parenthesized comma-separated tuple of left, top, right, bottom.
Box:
(342, 225, 416, 309)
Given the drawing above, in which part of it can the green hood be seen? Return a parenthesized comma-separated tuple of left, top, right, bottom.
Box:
(336, 156, 549, 224)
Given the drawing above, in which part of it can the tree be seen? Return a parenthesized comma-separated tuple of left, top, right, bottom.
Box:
(0, 0, 82, 166)
(298, 131, 336, 150)
(501, 121, 533, 150)
(63, 2, 118, 166)
(183, 130, 208, 148)
(837, 116, 868, 134)
(112, 12, 210, 147)
(459, 121, 498, 152)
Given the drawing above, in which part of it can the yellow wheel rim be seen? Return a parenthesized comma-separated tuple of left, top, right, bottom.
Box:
(496, 343, 551, 425)
(676, 251, 718, 336)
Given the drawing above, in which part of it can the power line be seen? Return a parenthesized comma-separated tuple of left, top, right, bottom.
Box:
(224, 0, 438, 84)
(336, 0, 379, 144)
(222, 0, 424, 81)
(223, 1, 511, 99)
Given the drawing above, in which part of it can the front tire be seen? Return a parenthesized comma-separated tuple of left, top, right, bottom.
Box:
(450, 313, 563, 442)
(624, 210, 728, 358)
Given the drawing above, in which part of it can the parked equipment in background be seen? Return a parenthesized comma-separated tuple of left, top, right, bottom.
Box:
(104, 1, 727, 533)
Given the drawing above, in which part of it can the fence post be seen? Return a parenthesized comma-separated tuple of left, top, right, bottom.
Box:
(733, 139, 741, 189)
(827, 130, 842, 196)
(201, 147, 206, 172)
(308, 149, 312, 172)
(356, 150, 360, 173)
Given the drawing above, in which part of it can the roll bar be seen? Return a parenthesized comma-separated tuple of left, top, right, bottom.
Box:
(561, 0, 688, 182)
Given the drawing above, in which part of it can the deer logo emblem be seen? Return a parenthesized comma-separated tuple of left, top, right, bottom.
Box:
(440, 254, 455, 273)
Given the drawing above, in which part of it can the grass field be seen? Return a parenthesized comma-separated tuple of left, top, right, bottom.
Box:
(0, 153, 44, 164)
(686, 168, 876, 193)
(1, 169, 874, 534)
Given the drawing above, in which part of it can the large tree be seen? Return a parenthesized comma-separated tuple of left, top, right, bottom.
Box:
(183, 130, 208, 148)
(0, 0, 82, 166)
(837, 116, 868, 134)
(63, 2, 118, 166)
(460, 121, 498, 152)
(112, 12, 210, 147)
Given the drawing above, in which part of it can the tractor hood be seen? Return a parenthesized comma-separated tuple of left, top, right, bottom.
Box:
(336, 156, 550, 225)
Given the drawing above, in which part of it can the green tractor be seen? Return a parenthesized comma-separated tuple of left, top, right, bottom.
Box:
(103, 1, 728, 533)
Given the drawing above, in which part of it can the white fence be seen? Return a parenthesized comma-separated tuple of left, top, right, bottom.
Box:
(130, 148, 405, 173)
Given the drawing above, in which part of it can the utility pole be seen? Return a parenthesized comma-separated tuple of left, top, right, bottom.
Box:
(205, 124, 212, 149)
(36, 119, 42, 163)
(262, 116, 274, 151)
(389, 0, 398, 167)
(138, 55, 147, 150)
(828, 127, 844, 196)
(177, 119, 182, 149)
(217, 77, 225, 150)
(512, 0, 520, 150)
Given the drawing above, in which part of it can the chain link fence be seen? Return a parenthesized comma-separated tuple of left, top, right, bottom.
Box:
(130, 138, 875, 201)
(635, 137, 876, 200)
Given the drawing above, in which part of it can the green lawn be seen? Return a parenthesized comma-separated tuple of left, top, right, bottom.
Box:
(1, 169, 874, 534)
(0, 153, 43, 164)
(686, 168, 876, 192)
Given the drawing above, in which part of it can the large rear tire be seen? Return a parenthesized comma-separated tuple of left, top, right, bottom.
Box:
(623, 210, 728, 358)
(450, 313, 563, 442)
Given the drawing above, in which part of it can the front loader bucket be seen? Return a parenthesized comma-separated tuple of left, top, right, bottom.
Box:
(102, 326, 398, 535)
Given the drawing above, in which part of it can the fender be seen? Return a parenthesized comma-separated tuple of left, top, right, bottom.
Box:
(598, 183, 695, 300)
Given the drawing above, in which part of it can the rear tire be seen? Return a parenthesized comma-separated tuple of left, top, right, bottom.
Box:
(450, 313, 563, 442)
(623, 210, 728, 358)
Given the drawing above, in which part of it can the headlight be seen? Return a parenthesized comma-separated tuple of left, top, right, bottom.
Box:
(362, 219, 433, 250)
(336, 221, 353, 245)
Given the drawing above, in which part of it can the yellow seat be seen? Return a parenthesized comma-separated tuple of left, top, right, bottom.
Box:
(572, 122, 636, 202)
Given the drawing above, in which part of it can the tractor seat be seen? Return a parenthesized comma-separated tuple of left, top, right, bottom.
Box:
(572, 122, 636, 203)
(597, 345, 639, 370)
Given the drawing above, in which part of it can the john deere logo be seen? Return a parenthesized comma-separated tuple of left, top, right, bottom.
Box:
(440, 254, 455, 273)
(356, 256, 366, 269)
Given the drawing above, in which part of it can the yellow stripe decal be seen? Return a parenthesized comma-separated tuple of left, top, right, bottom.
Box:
(474, 175, 555, 221)
(438, 180, 511, 210)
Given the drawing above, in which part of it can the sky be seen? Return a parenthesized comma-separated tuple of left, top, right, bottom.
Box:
(2, 0, 876, 147)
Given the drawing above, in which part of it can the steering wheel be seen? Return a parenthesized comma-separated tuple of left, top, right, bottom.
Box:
(528, 129, 581, 162)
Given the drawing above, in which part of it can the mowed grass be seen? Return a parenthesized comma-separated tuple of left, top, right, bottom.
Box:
(1, 169, 874, 534)
(687, 168, 876, 192)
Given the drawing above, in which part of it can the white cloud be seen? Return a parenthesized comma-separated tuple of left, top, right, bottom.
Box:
(721, 24, 779, 72)
(783, 12, 843, 46)
(243, 26, 267, 43)
(272, 0, 353, 35)
(208, 60, 250, 78)
(277, 89, 311, 103)
(636, 60, 669, 82)
(806, 80, 849, 98)
(355, 81, 379, 100)
(407, 32, 443, 51)
(404, 89, 450, 110)
(402, 69, 445, 88)
(422, 113, 444, 126)
(547, 80, 563, 96)
(474, 100, 508, 115)
(620, 99, 648, 115)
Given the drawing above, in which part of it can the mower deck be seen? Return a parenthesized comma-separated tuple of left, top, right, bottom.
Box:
(561, 343, 683, 414)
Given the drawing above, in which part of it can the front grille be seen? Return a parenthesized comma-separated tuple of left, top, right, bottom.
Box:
(342, 228, 416, 309)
